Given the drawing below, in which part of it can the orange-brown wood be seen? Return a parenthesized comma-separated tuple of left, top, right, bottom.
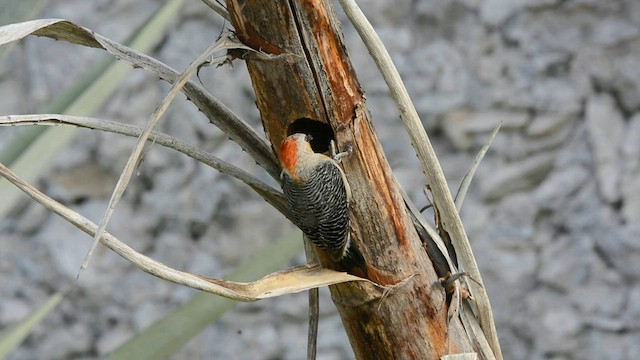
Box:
(226, 0, 478, 358)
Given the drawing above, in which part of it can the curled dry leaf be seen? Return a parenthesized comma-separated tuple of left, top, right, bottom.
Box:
(454, 123, 502, 211)
(0, 19, 283, 274)
(199, 265, 375, 300)
(0, 19, 374, 303)
(0, 19, 280, 178)
(200, 34, 301, 71)
(81, 30, 271, 275)
(0, 114, 291, 220)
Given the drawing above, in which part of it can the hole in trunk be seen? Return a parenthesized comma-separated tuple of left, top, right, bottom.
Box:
(287, 118, 334, 153)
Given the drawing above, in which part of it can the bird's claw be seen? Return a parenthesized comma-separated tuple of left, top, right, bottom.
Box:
(330, 140, 352, 162)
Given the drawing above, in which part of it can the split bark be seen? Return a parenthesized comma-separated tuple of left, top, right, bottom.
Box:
(225, 0, 492, 358)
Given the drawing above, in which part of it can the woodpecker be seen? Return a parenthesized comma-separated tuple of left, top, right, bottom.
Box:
(279, 133, 351, 262)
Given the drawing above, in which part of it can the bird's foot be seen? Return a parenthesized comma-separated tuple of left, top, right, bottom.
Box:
(330, 140, 352, 162)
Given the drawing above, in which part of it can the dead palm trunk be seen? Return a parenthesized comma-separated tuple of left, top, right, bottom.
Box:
(225, 1, 500, 358)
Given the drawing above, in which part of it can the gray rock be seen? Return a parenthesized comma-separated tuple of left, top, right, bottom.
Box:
(538, 307, 583, 352)
(538, 235, 592, 289)
(111, 270, 173, 306)
(583, 315, 626, 333)
(470, 195, 539, 325)
(493, 328, 530, 360)
(614, 61, 640, 111)
(37, 323, 93, 360)
(491, 193, 540, 247)
(530, 51, 570, 76)
(524, 289, 583, 354)
(11, 202, 51, 235)
(220, 311, 283, 359)
(565, 0, 622, 12)
(553, 123, 593, 168)
(552, 181, 618, 234)
(414, 0, 455, 22)
(628, 0, 640, 24)
(525, 0, 562, 8)
(458, 195, 492, 239)
(621, 113, 640, 223)
(36, 215, 94, 280)
(526, 113, 576, 137)
(503, 11, 584, 55)
(0, 297, 31, 324)
(578, 330, 640, 360)
(591, 18, 639, 46)
(573, 46, 614, 90)
(442, 110, 529, 150)
(34, 198, 142, 287)
(480, 152, 555, 200)
(316, 313, 352, 357)
(96, 325, 135, 356)
(272, 289, 310, 321)
(493, 122, 573, 161)
(406, 40, 469, 116)
(0, 230, 50, 298)
(480, 0, 526, 26)
(442, 110, 474, 150)
(0, 78, 25, 114)
(586, 94, 625, 204)
(625, 284, 640, 325)
(132, 301, 171, 331)
(571, 281, 626, 317)
(612, 51, 640, 112)
(531, 78, 584, 114)
(480, 245, 538, 318)
(534, 165, 590, 212)
(47, 163, 114, 202)
(594, 224, 640, 281)
(357, 0, 413, 27)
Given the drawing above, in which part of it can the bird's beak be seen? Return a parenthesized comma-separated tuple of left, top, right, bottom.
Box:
(305, 134, 314, 142)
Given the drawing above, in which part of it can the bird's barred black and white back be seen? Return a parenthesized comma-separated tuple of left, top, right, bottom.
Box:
(281, 161, 350, 261)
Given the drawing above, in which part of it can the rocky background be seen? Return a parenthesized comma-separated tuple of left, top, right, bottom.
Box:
(1, 0, 639, 359)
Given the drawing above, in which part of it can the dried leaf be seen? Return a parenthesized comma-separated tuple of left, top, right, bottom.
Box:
(199, 265, 374, 300)
(0, 163, 372, 301)
(454, 123, 501, 211)
(0, 19, 279, 178)
(0, 114, 290, 220)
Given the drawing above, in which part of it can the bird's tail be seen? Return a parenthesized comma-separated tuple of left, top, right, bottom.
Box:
(341, 244, 369, 278)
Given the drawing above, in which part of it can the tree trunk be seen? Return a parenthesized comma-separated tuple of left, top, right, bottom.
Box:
(225, 0, 483, 358)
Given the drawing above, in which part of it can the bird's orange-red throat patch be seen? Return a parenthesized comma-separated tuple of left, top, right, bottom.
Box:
(280, 137, 299, 176)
